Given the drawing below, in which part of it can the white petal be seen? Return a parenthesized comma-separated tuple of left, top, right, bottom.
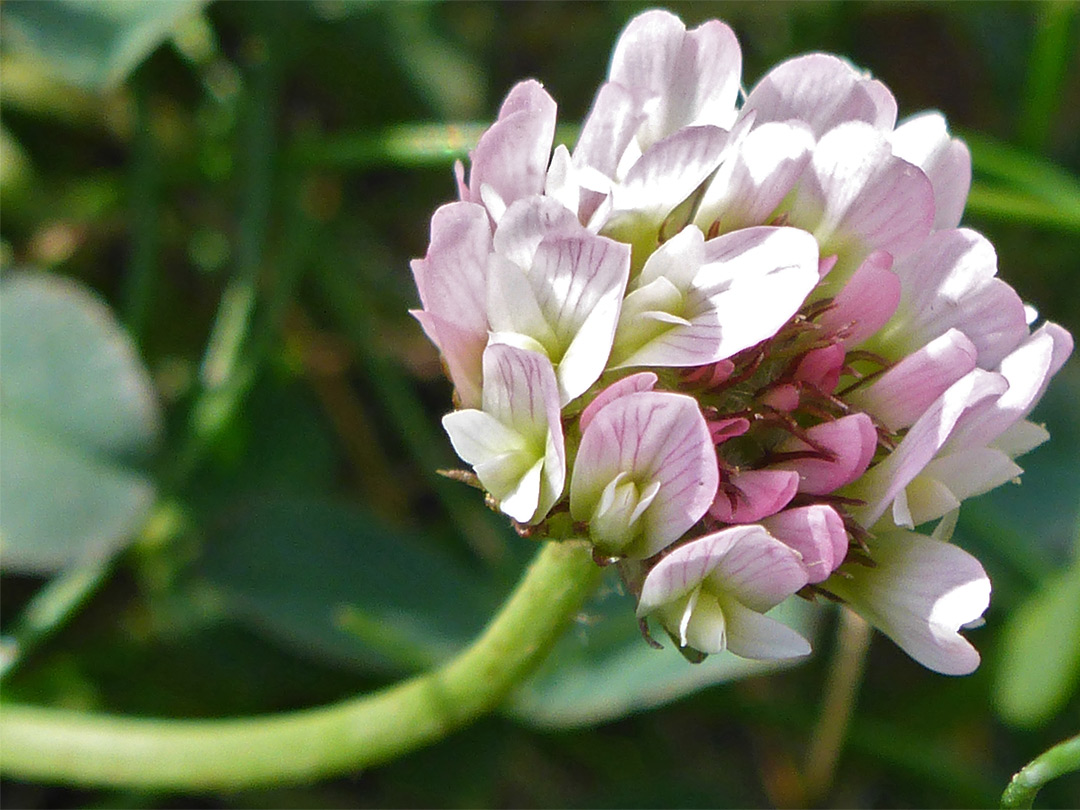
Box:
(891, 112, 971, 231)
(850, 368, 1008, 527)
(695, 121, 815, 234)
(442, 409, 526, 468)
(718, 594, 813, 660)
(828, 528, 990, 675)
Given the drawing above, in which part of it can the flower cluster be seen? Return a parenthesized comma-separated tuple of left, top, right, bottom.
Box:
(412, 10, 1073, 675)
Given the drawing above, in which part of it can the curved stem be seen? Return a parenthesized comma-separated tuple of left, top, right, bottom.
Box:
(1001, 734, 1080, 809)
(803, 606, 872, 804)
(0, 540, 602, 791)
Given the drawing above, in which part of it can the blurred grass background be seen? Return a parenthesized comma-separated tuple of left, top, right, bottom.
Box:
(1, 1, 1078, 807)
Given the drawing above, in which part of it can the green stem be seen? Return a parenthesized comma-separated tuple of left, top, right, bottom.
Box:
(0, 540, 602, 791)
(1001, 734, 1080, 809)
(802, 606, 872, 804)
(0, 557, 114, 682)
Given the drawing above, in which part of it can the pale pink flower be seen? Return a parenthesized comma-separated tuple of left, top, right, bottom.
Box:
(609, 224, 819, 369)
(570, 375, 718, 559)
(416, 8, 1074, 676)
(442, 343, 565, 525)
(637, 526, 811, 659)
(487, 196, 631, 405)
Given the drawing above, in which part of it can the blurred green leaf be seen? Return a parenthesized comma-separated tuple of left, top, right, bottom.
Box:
(508, 574, 819, 729)
(0, 271, 160, 573)
(2, 0, 205, 91)
(197, 496, 501, 674)
(993, 556, 1080, 728)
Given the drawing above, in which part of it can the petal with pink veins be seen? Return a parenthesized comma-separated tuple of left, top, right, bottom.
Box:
(876, 228, 1029, 369)
(610, 226, 819, 369)
(694, 121, 815, 235)
(579, 371, 658, 432)
(849, 369, 1008, 527)
(788, 122, 934, 269)
(944, 322, 1073, 452)
(848, 328, 978, 432)
(442, 344, 565, 525)
(608, 10, 741, 149)
(637, 526, 811, 658)
(604, 125, 734, 244)
(488, 231, 631, 405)
(570, 390, 718, 558)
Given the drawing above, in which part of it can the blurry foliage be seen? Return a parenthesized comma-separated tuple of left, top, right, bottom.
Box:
(0, 1, 1078, 808)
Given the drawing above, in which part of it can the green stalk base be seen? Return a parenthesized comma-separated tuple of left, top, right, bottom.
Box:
(0, 540, 601, 792)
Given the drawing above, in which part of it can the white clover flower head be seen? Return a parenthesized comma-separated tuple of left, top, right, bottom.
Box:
(414, 9, 1073, 676)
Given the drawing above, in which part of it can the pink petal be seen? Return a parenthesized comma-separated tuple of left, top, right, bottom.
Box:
(817, 250, 900, 347)
(848, 328, 978, 432)
(761, 384, 800, 412)
(709, 416, 751, 443)
(790, 122, 934, 265)
(762, 505, 848, 584)
(411, 201, 493, 337)
(890, 113, 971, 231)
(884, 228, 1029, 370)
(741, 53, 897, 138)
(793, 343, 846, 393)
(579, 372, 658, 432)
(411, 309, 486, 409)
(827, 528, 990, 675)
(570, 391, 719, 558)
(609, 10, 741, 147)
(710, 469, 800, 524)
(773, 413, 878, 495)
(465, 80, 557, 214)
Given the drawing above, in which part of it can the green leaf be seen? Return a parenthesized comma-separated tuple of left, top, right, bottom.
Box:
(197, 496, 501, 674)
(0, 271, 160, 573)
(507, 572, 820, 729)
(2, 0, 206, 91)
(993, 557, 1080, 728)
